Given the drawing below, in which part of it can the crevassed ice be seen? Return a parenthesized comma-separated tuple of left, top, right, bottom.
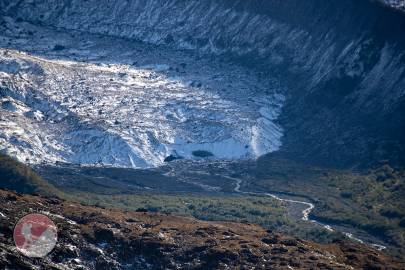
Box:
(0, 22, 285, 168)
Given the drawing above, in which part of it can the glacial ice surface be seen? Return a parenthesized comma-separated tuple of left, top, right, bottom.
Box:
(0, 18, 284, 168)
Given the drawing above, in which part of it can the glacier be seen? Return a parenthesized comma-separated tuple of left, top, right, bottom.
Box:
(0, 17, 284, 168)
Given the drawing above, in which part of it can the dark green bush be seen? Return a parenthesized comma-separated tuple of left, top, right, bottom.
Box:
(0, 153, 59, 196)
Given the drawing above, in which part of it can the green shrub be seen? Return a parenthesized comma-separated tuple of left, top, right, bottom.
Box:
(0, 153, 60, 196)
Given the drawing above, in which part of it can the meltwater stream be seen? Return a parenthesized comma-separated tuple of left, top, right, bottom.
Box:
(231, 177, 387, 251)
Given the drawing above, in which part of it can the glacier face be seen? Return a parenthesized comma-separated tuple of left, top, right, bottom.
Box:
(0, 18, 284, 168)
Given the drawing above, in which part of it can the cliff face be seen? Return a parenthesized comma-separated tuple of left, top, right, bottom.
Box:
(1, 0, 405, 167)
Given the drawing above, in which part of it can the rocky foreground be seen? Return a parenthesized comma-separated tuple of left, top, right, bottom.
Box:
(0, 190, 403, 270)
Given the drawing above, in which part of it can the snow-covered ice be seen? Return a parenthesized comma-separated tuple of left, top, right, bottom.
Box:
(0, 18, 285, 168)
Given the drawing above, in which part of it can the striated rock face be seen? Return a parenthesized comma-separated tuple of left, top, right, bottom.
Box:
(0, 0, 405, 168)
(0, 189, 404, 269)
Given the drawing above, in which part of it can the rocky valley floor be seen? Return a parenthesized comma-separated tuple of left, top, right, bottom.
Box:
(1, 189, 404, 270)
